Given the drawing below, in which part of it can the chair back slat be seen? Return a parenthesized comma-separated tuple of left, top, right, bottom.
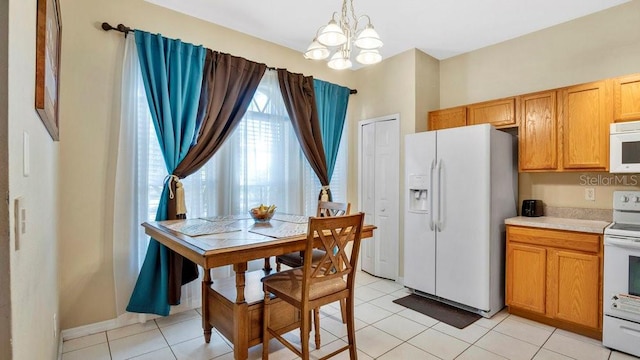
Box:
(316, 201, 351, 218)
(303, 213, 364, 294)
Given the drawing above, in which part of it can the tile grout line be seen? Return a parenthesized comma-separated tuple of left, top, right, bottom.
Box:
(456, 310, 513, 359)
(106, 331, 114, 360)
(153, 318, 179, 360)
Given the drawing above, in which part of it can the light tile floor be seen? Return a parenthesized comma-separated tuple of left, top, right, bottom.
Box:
(62, 271, 639, 360)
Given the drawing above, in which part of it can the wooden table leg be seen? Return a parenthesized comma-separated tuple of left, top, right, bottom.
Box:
(202, 268, 212, 343)
(263, 257, 272, 274)
(233, 262, 249, 360)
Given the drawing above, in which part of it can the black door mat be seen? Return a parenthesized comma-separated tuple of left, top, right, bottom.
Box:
(393, 294, 482, 329)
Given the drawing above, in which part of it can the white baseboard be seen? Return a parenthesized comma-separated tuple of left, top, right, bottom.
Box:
(57, 329, 63, 360)
(60, 312, 161, 341)
(61, 287, 202, 342)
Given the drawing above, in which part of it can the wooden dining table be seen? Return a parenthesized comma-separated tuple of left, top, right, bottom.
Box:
(142, 214, 375, 360)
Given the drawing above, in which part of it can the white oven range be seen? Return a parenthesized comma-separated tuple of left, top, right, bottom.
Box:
(603, 191, 640, 357)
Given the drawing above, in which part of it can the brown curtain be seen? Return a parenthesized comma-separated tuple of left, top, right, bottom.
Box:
(165, 50, 267, 304)
(277, 69, 330, 193)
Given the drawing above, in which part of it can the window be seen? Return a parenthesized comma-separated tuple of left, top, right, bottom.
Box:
(135, 70, 348, 260)
(119, 59, 348, 313)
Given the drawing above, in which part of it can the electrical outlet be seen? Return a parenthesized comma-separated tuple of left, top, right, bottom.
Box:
(585, 188, 596, 201)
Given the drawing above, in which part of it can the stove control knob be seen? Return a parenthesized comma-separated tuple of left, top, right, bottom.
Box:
(620, 195, 629, 203)
(634, 196, 640, 203)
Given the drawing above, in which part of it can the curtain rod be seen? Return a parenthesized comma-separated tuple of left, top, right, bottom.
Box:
(101, 22, 358, 95)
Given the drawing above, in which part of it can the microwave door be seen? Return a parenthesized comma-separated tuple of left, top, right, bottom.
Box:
(611, 133, 640, 173)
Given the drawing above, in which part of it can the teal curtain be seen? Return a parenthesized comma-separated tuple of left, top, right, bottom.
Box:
(313, 79, 350, 182)
(127, 30, 206, 316)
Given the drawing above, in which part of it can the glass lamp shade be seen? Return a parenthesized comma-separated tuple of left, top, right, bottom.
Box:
(355, 49, 382, 65)
(354, 24, 383, 49)
(327, 52, 353, 70)
(304, 39, 330, 60)
(317, 20, 347, 47)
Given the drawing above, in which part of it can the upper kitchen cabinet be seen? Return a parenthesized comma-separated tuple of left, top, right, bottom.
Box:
(559, 80, 612, 171)
(519, 91, 558, 171)
(613, 73, 640, 122)
(467, 97, 517, 128)
(428, 106, 466, 131)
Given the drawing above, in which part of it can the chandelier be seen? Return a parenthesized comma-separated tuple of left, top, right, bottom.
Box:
(304, 0, 383, 70)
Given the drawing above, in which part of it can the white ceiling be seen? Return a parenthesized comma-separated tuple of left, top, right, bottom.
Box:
(146, 0, 629, 61)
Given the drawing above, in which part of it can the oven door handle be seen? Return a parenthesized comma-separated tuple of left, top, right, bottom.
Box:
(605, 236, 640, 250)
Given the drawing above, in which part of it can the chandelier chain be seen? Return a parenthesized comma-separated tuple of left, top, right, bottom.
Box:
(349, 0, 357, 29)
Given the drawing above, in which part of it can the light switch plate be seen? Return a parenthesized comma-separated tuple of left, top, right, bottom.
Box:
(14, 197, 25, 250)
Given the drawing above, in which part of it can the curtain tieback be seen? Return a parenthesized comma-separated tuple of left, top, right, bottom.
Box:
(321, 186, 330, 202)
(165, 175, 187, 216)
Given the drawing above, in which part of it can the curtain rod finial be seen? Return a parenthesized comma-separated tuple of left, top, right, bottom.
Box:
(117, 24, 132, 34)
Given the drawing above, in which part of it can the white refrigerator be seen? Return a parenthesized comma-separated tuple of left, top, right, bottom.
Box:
(404, 124, 517, 318)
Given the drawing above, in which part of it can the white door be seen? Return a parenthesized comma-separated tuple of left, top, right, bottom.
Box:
(435, 125, 492, 311)
(359, 116, 400, 280)
(360, 122, 376, 273)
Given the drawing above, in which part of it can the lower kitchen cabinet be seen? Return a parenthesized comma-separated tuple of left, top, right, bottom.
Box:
(506, 225, 603, 339)
(507, 243, 547, 314)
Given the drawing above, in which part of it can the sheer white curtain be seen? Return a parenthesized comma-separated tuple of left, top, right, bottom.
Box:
(113, 35, 200, 318)
(184, 71, 305, 218)
(180, 70, 347, 221)
(114, 59, 349, 317)
(112, 36, 143, 317)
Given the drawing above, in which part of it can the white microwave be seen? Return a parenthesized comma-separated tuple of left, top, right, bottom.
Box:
(611, 120, 640, 173)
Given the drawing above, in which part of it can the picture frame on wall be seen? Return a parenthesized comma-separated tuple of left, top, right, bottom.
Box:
(35, 0, 61, 141)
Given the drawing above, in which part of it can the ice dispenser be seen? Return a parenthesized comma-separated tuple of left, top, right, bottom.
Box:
(408, 174, 429, 213)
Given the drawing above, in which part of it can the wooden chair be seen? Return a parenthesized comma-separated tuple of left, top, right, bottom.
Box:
(274, 201, 350, 347)
(262, 213, 364, 360)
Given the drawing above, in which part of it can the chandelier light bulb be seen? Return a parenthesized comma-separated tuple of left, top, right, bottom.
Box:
(354, 24, 383, 50)
(355, 49, 382, 65)
(304, 39, 330, 60)
(317, 19, 347, 47)
(328, 51, 353, 70)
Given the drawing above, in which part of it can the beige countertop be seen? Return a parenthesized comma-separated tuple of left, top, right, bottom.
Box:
(505, 216, 611, 234)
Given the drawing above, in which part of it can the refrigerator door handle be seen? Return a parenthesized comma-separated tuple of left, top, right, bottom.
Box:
(429, 159, 436, 231)
(437, 159, 444, 232)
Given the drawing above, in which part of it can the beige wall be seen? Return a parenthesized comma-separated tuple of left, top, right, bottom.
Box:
(350, 48, 439, 277)
(58, 0, 357, 329)
(348, 49, 414, 211)
(440, 1, 640, 211)
(349, 48, 438, 208)
(519, 172, 640, 211)
(415, 50, 440, 133)
(440, 1, 640, 107)
(8, 0, 60, 358)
